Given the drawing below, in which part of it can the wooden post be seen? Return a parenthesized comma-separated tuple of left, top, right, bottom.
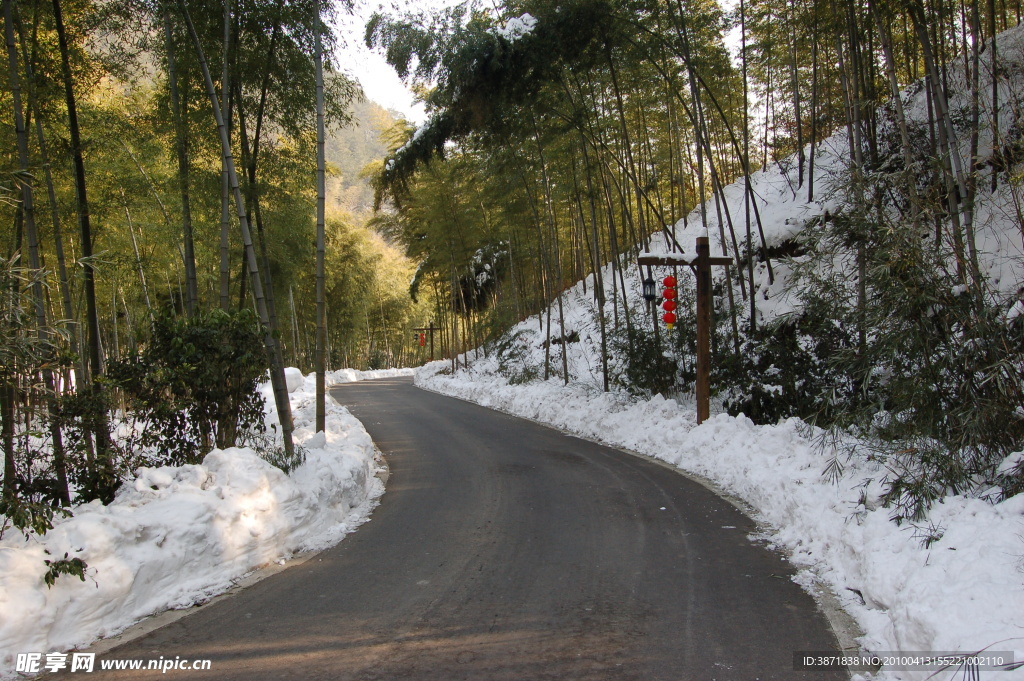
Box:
(638, 238, 731, 425)
(695, 236, 712, 424)
(414, 322, 439, 361)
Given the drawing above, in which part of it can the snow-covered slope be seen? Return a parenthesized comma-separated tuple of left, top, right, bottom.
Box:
(658, 24, 1024, 326)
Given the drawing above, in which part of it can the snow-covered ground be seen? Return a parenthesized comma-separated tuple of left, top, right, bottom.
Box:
(0, 368, 409, 678)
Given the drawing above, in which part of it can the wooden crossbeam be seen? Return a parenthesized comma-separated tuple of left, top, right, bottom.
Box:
(637, 255, 734, 267)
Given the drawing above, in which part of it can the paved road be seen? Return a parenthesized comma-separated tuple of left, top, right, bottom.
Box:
(79, 377, 846, 680)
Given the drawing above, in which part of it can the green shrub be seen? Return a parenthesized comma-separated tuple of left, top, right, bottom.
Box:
(715, 292, 859, 425)
(490, 329, 541, 385)
(258, 442, 308, 474)
(779, 180, 1024, 519)
(108, 308, 269, 466)
(609, 320, 678, 397)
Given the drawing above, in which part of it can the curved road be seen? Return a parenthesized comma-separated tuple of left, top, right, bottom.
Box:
(78, 377, 846, 680)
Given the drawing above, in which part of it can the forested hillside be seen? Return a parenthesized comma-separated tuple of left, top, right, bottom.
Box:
(325, 97, 396, 218)
(368, 0, 1024, 518)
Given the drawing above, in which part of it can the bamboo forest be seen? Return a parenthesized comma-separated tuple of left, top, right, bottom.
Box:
(3, 0, 1024, 540)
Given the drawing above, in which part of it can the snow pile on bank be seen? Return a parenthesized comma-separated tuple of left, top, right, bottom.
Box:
(417, 362, 1024, 679)
(275, 367, 414, 397)
(327, 367, 415, 385)
(0, 370, 385, 676)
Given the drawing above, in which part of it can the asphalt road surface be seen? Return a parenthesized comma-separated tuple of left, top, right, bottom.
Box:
(77, 377, 847, 680)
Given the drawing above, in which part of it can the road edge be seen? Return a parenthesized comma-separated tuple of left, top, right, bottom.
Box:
(411, 379, 865, 671)
(71, 395, 392, 660)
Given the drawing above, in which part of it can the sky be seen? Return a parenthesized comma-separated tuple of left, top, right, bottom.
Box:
(333, 0, 459, 124)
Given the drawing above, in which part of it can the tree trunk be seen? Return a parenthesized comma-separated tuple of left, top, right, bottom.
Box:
(314, 0, 327, 432)
(162, 0, 199, 315)
(219, 0, 232, 312)
(2, 380, 14, 501)
(175, 0, 295, 458)
(52, 0, 116, 501)
(122, 195, 153, 315)
(4, 0, 71, 504)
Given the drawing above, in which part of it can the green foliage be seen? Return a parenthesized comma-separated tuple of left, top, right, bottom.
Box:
(0, 257, 55, 384)
(0, 257, 84, 510)
(43, 553, 88, 588)
(325, 99, 396, 219)
(454, 242, 509, 313)
(107, 308, 268, 466)
(52, 386, 126, 505)
(716, 291, 860, 425)
(489, 329, 541, 384)
(609, 319, 678, 397)
(257, 442, 307, 474)
(366, 349, 388, 370)
(294, 213, 428, 371)
(0, 496, 72, 539)
(367, 0, 633, 197)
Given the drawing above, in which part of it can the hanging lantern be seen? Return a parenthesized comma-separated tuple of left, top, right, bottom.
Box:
(420, 333, 426, 347)
(642, 278, 656, 302)
(662, 275, 678, 329)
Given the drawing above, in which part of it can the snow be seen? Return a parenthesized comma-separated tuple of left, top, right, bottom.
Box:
(638, 250, 700, 265)
(0, 369, 403, 678)
(284, 366, 304, 393)
(493, 13, 537, 42)
(1008, 300, 1024, 324)
(417, 358, 1024, 680)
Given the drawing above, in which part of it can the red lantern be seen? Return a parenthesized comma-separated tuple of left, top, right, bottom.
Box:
(661, 273, 678, 328)
(420, 333, 426, 347)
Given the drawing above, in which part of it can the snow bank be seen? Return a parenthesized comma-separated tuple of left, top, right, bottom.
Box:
(327, 367, 415, 385)
(0, 371, 385, 676)
(418, 362, 1024, 680)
